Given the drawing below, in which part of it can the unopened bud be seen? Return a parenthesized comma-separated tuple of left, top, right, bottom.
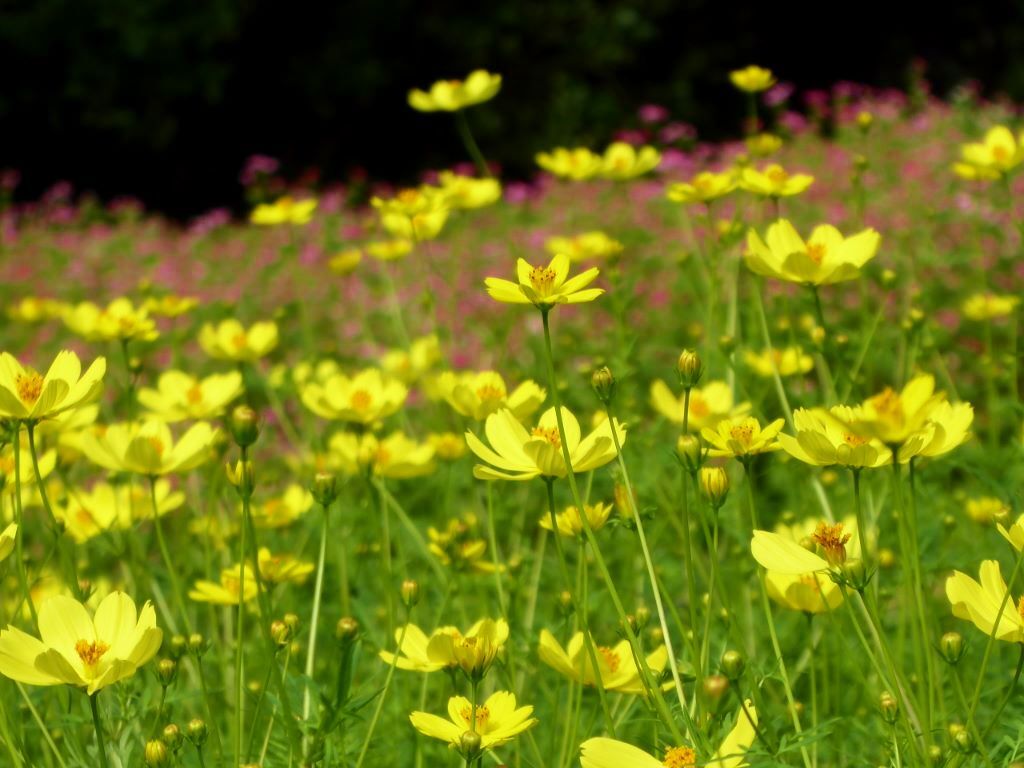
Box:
(940, 632, 965, 665)
(311, 472, 338, 507)
(677, 350, 704, 389)
(161, 723, 183, 752)
(401, 579, 420, 608)
(188, 633, 207, 656)
(186, 718, 208, 746)
(226, 460, 255, 493)
(270, 620, 292, 647)
(168, 634, 187, 659)
(591, 366, 616, 403)
(676, 434, 704, 473)
(879, 691, 899, 724)
(229, 405, 260, 447)
(336, 617, 359, 642)
(927, 746, 943, 765)
(460, 730, 483, 760)
(699, 466, 730, 510)
(558, 590, 575, 618)
(144, 740, 169, 766)
(633, 605, 650, 630)
(857, 111, 873, 131)
(284, 613, 300, 633)
(953, 727, 974, 754)
(157, 658, 177, 686)
(840, 558, 870, 592)
(701, 674, 730, 714)
(721, 649, 745, 681)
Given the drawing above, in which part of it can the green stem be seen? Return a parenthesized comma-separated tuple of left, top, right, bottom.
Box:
(375, 477, 396, 636)
(354, 618, 411, 768)
(234, 460, 249, 768)
(149, 476, 192, 634)
(302, 501, 331, 749)
(455, 110, 491, 178)
(89, 693, 111, 768)
(10, 425, 36, 625)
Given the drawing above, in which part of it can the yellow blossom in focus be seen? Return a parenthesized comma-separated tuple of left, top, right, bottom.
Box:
(56, 480, 184, 543)
(301, 368, 408, 425)
(251, 484, 313, 528)
(138, 370, 243, 422)
(946, 560, 1024, 643)
(831, 374, 949, 449)
(189, 565, 259, 605)
(729, 65, 776, 93)
(438, 171, 502, 209)
(953, 126, 1024, 181)
(0, 350, 105, 422)
(257, 548, 314, 585)
(540, 502, 613, 537)
(249, 196, 318, 226)
(328, 431, 436, 479)
(752, 519, 861, 575)
(409, 690, 536, 752)
(544, 232, 624, 263)
(650, 379, 749, 432)
(78, 420, 218, 476)
(538, 630, 668, 694)
(743, 346, 813, 378)
(739, 164, 814, 198)
(962, 292, 1020, 321)
(380, 618, 509, 673)
(484, 253, 602, 308)
(599, 142, 661, 180)
(666, 171, 736, 205)
(745, 219, 881, 286)
(407, 70, 501, 112)
(199, 319, 279, 362)
(63, 298, 158, 343)
(535, 148, 603, 181)
(436, 370, 546, 422)
(702, 416, 785, 458)
(777, 407, 892, 469)
(897, 401, 973, 463)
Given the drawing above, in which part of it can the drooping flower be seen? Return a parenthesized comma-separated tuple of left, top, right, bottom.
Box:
(410, 690, 536, 751)
(650, 380, 749, 432)
(138, 370, 244, 422)
(78, 420, 218, 476)
(428, 515, 503, 573)
(946, 560, 1024, 643)
(436, 370, 545, 422)
(777, 407, 892, 469)
(199, 319, 279, 362)
(249, 196, 318, 226)
(751, 519, 860, 574)
(702, 417, 785, 458)
(484, 254, 602, 308)
(729, 65, 776, 93)
(407, 70, 502, 111)
(379, 618, 510, 673)
(301, 368, 408, 425)
(0, 350, 105, 422)
(745, 219, 880, 285)
(250, 484, 313, 528)
(830, 374, 954, 451)
(538, 630, 668, 694)
(257, 548, 314, 585)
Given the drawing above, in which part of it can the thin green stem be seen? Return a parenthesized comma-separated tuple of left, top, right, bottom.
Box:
(89, 693, 111, 768)
(149, 476, 192, 634)
(455, 110, 491, 178)
(355, 618, 411, 768)
(302, 501, 331, 750)
(10, 426, 36, 625)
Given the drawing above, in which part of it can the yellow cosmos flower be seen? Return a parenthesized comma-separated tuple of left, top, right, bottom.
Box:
(57, 480, 184, 543)
(428, 515, 503, 573)
(743, 346, 813, 378)
(199, 319, 278, 362)
(381, 618, 508, 674)
(946, 560, 1024, 643)
(999, 514, 1024, 551)
(410, 691, 536, 751)
(752, 519, 860, 574)
(8, 297, 65, 323)
(650, 379, 750, 432)
(328, 431, 436, 479)
(581, 703, 757, 768)
(328, 248, 363, 274)
(78, 420, 218, 476)
(535, 147, 603, 180)
(545, 231, 624, 263)
(538, 630, 668, 694)
(141, 295, 199, 318)
(0, 437, 55, 501)
(766, 570, 843, 614)
(777, 407, 892, 469)
(962, 292, 1020, 321)
(466, 406, 625, 481)
(251, 484, 313, 528)
(408, 70, 501, 111)
(372, 188, 449, 241)
(953, 126, 1024, 181)
(438, 171, 502, 209)
(739, 164, 814, 198)
(729, 65, 776, 92)
(832, 374, 946, 449)
(365, 239, 415, 261)
(484, 253, 602, 308)
(301, 368, 407, 425)
(436, 370, 546, 422)
(539, 502, 613, 537)
(138, 370, 243, 422)
(666, 171, 737, 205)
(897, 401, 973, 463)
(249, 196, 317, 226)
(380, 335, 441, 384)
(702, 416, 785, 458)
(0, 350, 105, 422)
(600, 142, 661, 180)
(189, 565, 259, 605)
(746, 219, 880, 286)
(63, 298, 158, 342)
(966, 497, 1009, 526)
(0, 592, 161, 694)
(257, 548, 314, 585)
(745, 133, 783, 158)
(0, 523, 16, 562)
(429, 432, 467, 461)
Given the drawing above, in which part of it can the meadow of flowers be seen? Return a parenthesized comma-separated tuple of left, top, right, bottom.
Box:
(1, 64, 1024, 768)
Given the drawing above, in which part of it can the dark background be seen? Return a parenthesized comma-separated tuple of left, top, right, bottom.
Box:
(2, 0, 1023, 219)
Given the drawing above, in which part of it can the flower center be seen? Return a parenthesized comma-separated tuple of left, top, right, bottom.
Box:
(75, 639, 110, 667)
(766, 165, 788, 184)
(843, 432, 869, 447)
(16, 371, 44, 404)
(350, 389, 373, 411)
(994, 145, 1011, 163)
(398, 188, 420, 206)
(729, 422, 755, 446)
(528, 265, 557, 294)
(693, 174, 714, 194)
(232, 332, 248, 350)
(147, 437, 165, 457)
(476, 384, 505, 402)
(598, 646, 621, 673)
(806, 242, 827, 263)
(868, 388, 904, 429)
(687, 393, 710, 419)
(375, 447, 391, 467)
(186, 384, 204, 405)
(812, 522, 851, 566)
(663, 746, 697, 768)
(459, 704, 489, 728)
(531, 426, 561, 448)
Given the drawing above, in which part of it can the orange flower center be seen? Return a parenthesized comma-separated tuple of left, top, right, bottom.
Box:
(16, 371, 44, 404)
(374, 447, 391, 467)
(231, 332, 248, 350)
(0, 456, 14, 475)
(843, 432, 869, 447)
(663, 746, 697, 768)
(766, 165, 788, 184)
(812, 522, 851, 566)
(528, 266, 557, 293)
(186, 384, 204, 405)
(687, 393, 710, 419)
(693, 174, 714, 194)
(75, 639, 110, 667)
(598, 646, 621, 673)
(147, 437, 165, 457)
(531, 426, 561, 449)
(460, 704, 489, 727)
(397, 188, 420, 205)
(350, 390, 373, 411)
(729, 423, 755, 445)
(476, 384, 504, 402)
(806, 242, 826, 263)
(994, 145, 1011, 163)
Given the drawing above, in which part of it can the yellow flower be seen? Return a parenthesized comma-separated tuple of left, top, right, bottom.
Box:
(484, 253, 602, 307)
(538, 630, 668, 694)
(380, 618, 510, 672)
(301, 368, 408, 425)
(0, 438, 55, 501)
(962, 292, 1020, 321)
(999, 514, 1024, 551)
(702, 416, 785, 458)
(251, 484, 313, 528)
(535, 147, 603, 180)
(436, 370, 546, 422)
(666, 171, 737, 205)
(766, 571, 843, 614)
(650, 379, 749, 432)
(545, 231, 624, 263)
(746, 219, 880, 285)
(372, 188, 449, 241)
(0, 350, 105, 422)
(189, 565, 259, 605)
(56, 480, 184, 543)
(0, 523, 16, 562)
(78, 420, 218, 476)
(540, 502, 613, 537)
(745, 133, 783, 157)
(581, 703, 757, 768)
(408, 70, 501, 111)
(429, 432, 467, 461)
(63, 298, 158, 342)
(328, 431, 436, 479)
(0, 591, 161, 694)
(8, 297, 65, 323)
(409, 690, 536, 751)
(833, 374, 946, 448)
(249, 196, 317, 226)
(752, 519, 861, 574)
(897, 401, 973, 463)
(138, 370, 243, 422)
(946, 560, 1024, 643)
(466, 406, 625, 481)
(428, 515, 503, 573)
(743, 346, 813, 378)
(199, 319, 279, 361)
(257, 548, 314, 585)
(366, 239, 415, 261)
(739, 164, 814, 198)
(729, 65, 776, 92)
(967, 497, 1009, 526)
(953, 126, 1024, 180)
(599, 142, 661, 180)
(438, 172, 502, 209)
(777, 407, 892, 469)
(380, 335, 441, 384)
(141, 295, 199, 317)
(328, 248, 363, 274)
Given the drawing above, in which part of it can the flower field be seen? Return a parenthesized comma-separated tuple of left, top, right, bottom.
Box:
(2, 66, 1024, 767)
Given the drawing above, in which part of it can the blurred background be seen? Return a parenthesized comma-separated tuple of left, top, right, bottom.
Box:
(3, 0, 1024, 218)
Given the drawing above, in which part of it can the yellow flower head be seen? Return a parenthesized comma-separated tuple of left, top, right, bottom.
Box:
(897, 400, 973, 463)
(189, 565, 259, 605)
(372, 187, 449, 242)
(429, 432, 467, 461)
(832, 374, 947, 448)
(466, 406, 625, 481)
(380, 618, 509, 673)
(427, 515, 503, 573)
(249, 196, 318, 226)
(535, 147, 603, 181)
(0, 592, 161, 694)
(328, 431, 436, 479)
(545, 231, 624, 263)
(0, 350, 105, 422)
(484, 253, 603, 308)
(7, 297, 65, 324)
(599, 142, 662, 180)
(953, 126, 1024, 181)
(752, 517, 861, 575)
(366, 239, 415, 261)
(251, 484, 313, 528)
(328, 248, 363, 274)
(745, 133, 784, 158)
(138, 370, 243, 422)
(743, 346, 813, 378)
(666, 171, 737, 205)
(739, 164, 814, 198)
(78, 420, 218, 476)
(538, 629, 668, 694)
(408, 70, 501, 112)
(947, 560, 1024, 643)
(199, 319, 279, 362)
(650, 379, 749, 432)
(745, 219, 880, 285)
(141, 295, 199, 318)
(301, 368, 408, 425)
(778, 406, 892, 469)
(410, 690, 536, 752)
(57, 479, 184, 543)
(380, 335, 442, 384)
(63, 298, 158, 342)
(702, 416, 785, 458)
(436, 370, 546, 422)
(540, 502, 613, 537)
(729, 65, 776, 93)
(438, 171, 502, 209)
(257, 548, 314, 585)
(962, 292, 1020, 321)
(966, 496, 1009, 526)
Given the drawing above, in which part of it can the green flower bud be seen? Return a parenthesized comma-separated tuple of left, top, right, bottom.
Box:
(229, 405, 260, 448)
(939, 631, 965, 665)
(311, 472, 339, 507)
(677, 350, 704, 389)
(144, 739, 169, 767)
(186, 718, 208, 746)
(591, 366, 616, 403)
(721, 649, 745, 681)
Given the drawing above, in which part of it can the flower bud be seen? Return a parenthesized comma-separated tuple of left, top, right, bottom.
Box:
(677, 350, 704, 389)
(336, 617, 359, 642)
(878, 548, 896, 569)
(144, 740, 169, 767)
(633, 605, 650, 630)
(940, 632, 965, 665)
(839, 558, 871, 592)
(558, 590, 575, 618)
(718, 335, 736, 355)
(721, 649, 745, 681)
(459, 730, 483, 760)
(226, 460, 255, 493)
(270, 620, 292, 647)
(188, 632, 207, 656)
(161, 723, 183, 752)
(701, 674, 730, 714)
(401, 579, 420, 608)
(591, 366, 616, 403)
(186, 718, 208, 746)
(953, 727, 974, 754)
(857, 111, 873, 132)
(676, 434, 704, 473)
(157, 658, 177, 686)
(168, 634, 187, 659)
(229, 405, 260, 448)
(879, 691, 899, 724)
(699, 467, 730, 510)
(311, 472, 339, 507)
